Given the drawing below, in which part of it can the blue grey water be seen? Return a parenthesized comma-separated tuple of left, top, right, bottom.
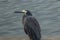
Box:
(0, 0, 60, 36)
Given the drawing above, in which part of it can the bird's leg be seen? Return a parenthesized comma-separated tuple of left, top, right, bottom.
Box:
(29, 36, 32, 40)
(30, 38, 32, 40)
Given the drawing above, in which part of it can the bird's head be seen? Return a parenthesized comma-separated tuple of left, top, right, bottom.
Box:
(14, 10, 32, 16)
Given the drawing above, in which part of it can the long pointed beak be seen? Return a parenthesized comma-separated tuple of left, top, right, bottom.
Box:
(14, 11, 24, 13)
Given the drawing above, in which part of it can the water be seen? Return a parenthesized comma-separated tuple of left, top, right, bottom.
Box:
(0, 0, 60, 36)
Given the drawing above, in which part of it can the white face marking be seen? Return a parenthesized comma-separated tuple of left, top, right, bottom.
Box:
(22, 10, 27, 14)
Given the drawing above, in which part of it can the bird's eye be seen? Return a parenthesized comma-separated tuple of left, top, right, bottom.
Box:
(22, 10, 27, 15)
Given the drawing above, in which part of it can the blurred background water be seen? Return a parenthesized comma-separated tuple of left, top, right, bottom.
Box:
(0, 0, 60, 37)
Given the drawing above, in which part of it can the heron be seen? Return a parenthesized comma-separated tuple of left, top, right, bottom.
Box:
(14, 10, 41, 40)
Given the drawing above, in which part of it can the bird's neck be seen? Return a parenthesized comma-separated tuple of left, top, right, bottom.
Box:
(22, 15, 32, 24)
(22, 15, 26, 24)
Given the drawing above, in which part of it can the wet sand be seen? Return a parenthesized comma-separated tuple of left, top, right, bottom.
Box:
(0, 36, 60, 40)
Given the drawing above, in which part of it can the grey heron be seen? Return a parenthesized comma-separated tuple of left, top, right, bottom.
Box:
(14, 10, 41, 40)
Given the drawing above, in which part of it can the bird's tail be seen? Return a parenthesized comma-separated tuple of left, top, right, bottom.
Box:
(32, 31, 40, 40)
(29, 28, 41, 40)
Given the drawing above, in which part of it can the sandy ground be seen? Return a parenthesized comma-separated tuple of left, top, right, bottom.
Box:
(0, 36, 60, 40)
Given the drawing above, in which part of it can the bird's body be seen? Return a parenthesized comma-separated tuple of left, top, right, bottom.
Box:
(14, 10, 41, 40)
(22, 16, 41, 40)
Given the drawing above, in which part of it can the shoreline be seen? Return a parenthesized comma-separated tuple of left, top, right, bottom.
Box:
(0, 36, 60, 40)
